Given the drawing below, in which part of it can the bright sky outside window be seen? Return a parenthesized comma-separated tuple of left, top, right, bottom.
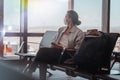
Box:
(4, 0, 20, 32)
(110, 0, 120, 33)
(28, 0, 68, 32)
(74, 0, 102, 31)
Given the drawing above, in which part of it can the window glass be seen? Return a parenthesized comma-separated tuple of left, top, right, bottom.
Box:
(110, 0, 120, 52)
(3, 37, 20, 56)
(28, 37, 42, 53)
(74, 0, 102, 32)
(110, 0, 120, 33)
(28, 0, 68, 33)
(4, 0, 20, 32)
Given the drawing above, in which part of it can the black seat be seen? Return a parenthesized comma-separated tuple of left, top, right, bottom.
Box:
(92, 33, 119, 80)
(15, 31, 57, 78)
(52, 32, 119, 80)
(81, 33, 119, 79)
(97, 33, 119, 74)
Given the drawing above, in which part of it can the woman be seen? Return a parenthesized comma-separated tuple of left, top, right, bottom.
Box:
(26, 10, 84, 75)
(51, 10, 84, 63)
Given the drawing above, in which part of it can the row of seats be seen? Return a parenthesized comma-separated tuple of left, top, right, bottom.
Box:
(15, 31, 120, 80)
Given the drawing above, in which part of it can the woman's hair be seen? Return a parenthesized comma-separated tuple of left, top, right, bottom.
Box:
(67, 10, 81, 25)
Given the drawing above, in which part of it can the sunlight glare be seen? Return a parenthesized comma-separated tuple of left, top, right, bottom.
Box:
(8, 26, 12, 31)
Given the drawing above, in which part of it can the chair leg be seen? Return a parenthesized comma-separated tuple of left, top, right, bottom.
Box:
(111, 60, 116, 69)
(22, 64, 29, 73)
(39, 63, 47, 80)
(47, 71, 53, 77)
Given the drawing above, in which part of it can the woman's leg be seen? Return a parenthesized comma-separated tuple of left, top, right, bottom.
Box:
(59, 51, 72, 64)
(23, 57, 39, 76)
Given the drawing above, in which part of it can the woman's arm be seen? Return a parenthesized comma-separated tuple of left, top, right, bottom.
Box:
(75, 31, 85, 49)
(51, 42, 63, 49)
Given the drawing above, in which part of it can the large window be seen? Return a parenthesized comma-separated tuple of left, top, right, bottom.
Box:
(74, 0, 102, 31)
(110, 0, 120, 33)
(28, 0, 68, 33)
(3, 37, 20, 56)
(4, 0, 20, 32)
(27, 37, 42, 53)
(4, 0, 20, 56)
(110, 0, 120, 52)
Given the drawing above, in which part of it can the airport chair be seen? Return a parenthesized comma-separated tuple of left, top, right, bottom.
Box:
(16, 32, 119, 80)
(96, 33, 119, 74)
(15, 31, 57, 77)
(15, 31, 57, 59)
(46, 32, 119, 80)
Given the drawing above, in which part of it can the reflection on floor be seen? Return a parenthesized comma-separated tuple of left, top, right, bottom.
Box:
(0, 58, 119, 80)
(111, 62, 120, 74)
(33, 69, 88, 80)
(32, 63, 120, 80)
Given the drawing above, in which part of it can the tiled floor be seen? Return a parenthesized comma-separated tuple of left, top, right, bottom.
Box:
(0, 58, 120, 80)
(33, 69, 88, 80)
(111, 62, 120, 74)
(31, 63, 120, 80)
(1, 54, 120, 80)
(32, 69, 88, 80)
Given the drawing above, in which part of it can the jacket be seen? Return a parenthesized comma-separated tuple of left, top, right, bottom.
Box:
(52, 26, 84, 50)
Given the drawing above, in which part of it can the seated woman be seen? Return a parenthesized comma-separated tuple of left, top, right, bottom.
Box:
(26, 10, 84, 75)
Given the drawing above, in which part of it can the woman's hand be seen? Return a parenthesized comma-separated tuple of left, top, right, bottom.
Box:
(66, 48, 75, 54)
(51, 42, 63, 49)
(51, 42, 75, 53)
(66, 48, 75, 51)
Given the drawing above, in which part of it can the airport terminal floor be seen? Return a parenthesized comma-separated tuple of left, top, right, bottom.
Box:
(0, 61, 119, 80)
